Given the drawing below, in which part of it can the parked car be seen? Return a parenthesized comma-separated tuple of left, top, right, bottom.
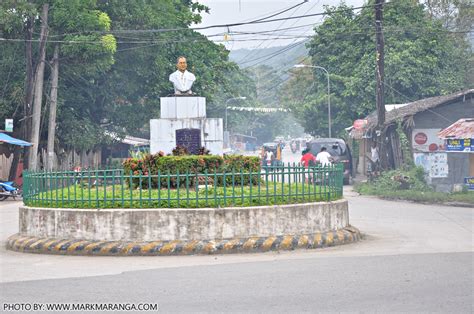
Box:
(307, 138, 354, 184)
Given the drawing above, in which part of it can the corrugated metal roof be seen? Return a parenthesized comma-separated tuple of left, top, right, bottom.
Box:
(358, 89, 474, 132)
(438, 118, 474, 139)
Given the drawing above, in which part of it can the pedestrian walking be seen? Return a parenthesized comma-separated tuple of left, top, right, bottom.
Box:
(300, 148, 316, 183)
(316, 147, 333, 167)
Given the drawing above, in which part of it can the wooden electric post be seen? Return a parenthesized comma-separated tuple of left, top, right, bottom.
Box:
(375, 0, 385, 128)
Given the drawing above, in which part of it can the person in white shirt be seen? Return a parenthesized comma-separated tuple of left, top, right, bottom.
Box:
(316, 147, 332, 167)
(370, 142, 380, 175)
(169, 56, 196, 95)
(265, 150, 274, 165)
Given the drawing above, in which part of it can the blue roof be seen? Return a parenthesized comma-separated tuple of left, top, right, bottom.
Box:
(0, 133, 32, 146)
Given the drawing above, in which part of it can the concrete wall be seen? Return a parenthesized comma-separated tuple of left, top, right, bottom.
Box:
(19, 200, 349, 241)
(150, 118, 223, 155)
(150, 96, 224, 155)
(431, 153, 470, 192)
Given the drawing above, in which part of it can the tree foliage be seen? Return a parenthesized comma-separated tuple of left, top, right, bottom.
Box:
(281, 0, 472, 137)
(0, 0, 252, 155)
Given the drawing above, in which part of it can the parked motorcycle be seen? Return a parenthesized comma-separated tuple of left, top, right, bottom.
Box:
(0, 181, 21, 201)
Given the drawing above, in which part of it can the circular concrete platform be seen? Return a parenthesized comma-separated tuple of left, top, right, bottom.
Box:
(6, 226, 361, 256)
(17, 200, 350, 241)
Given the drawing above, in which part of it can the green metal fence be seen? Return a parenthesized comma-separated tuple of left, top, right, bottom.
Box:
(22, 164, 344, 208)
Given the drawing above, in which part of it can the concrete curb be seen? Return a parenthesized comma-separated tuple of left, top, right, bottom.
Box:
(6, 226, 361, 256)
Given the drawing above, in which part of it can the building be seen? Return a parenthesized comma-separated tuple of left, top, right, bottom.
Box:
(349, 89, 474, 191)
(437, 118, 474, 192)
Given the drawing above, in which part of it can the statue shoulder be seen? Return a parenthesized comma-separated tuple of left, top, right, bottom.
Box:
(187, 71, 196, 81)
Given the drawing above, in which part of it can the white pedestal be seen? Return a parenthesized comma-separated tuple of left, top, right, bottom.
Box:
(160, 97, 206, 119)
(150, 97, 223, 155)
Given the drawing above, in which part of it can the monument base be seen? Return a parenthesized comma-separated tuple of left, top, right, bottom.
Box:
(150, 118, 223, 155)
(150, 96, 223, 155)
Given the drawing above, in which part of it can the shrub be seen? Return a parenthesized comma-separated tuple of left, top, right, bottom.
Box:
(123, 154, 260, 188)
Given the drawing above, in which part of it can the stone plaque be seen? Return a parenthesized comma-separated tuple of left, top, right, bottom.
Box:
(176, 128, 201, 154)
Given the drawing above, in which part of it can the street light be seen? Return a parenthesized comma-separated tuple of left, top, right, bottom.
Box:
(294, 64, 332, 138)
(225, 96, 247, 132)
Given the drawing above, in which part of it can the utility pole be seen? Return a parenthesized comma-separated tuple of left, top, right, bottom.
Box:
(47, 44, 59, 171)
(375, 0, 385, 128)
(28, 3, 49, 171)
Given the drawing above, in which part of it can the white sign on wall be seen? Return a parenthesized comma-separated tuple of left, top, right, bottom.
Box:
(412, 128, 444, 152)
(5, 119, 13, 132)
(414, 152, 448, 178)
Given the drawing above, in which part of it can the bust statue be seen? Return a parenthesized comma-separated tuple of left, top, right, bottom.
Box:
(169, 56, 196, 95)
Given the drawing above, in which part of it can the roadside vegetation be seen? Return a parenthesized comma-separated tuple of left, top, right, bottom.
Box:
(355, 166, 474, 205)
(25, 182, 342, 209)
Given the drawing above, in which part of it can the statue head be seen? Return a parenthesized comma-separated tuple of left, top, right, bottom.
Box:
(170, 56, 195, 95)
(176, 56, 187, 73)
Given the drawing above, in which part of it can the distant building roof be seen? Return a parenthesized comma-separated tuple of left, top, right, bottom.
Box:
(438, 118, 474, 139)
(366, 89, 473, 129)
(349, 89, 474, 139)
(121, 135, 149, 146)
(104, 131, 149, 146)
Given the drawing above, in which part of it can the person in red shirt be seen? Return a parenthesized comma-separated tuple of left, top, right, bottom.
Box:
(300, 148, 316, 183)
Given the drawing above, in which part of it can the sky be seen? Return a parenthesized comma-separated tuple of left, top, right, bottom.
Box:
(196, 0, 366, 50)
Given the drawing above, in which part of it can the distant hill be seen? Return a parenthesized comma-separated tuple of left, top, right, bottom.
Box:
(229, 40, 309, 69)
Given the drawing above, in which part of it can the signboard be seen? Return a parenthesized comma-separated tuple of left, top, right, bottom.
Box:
(176, 128, 201, 155)
(429, 153, 448, 178)
(353, 119, 368, 130)
(412, 129, 444, 152)
(5, 119, 13, 132)
(464, 177, 474, 190)
(414, 152, 448, 178)
(446, 138, 473, 152)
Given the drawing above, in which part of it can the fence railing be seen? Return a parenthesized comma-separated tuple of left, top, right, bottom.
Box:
(22, 164, 344, 208)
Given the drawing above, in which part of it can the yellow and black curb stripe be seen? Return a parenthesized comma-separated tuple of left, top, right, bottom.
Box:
(6, 226, 361, 256)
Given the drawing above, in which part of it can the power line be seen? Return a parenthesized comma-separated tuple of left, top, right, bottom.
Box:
(247, 1, 308, 24)
(1, 26, 470, 45)
(236, 1, 307, 64)
(37, 2, 390, 39)
(240, 40, 308, 67)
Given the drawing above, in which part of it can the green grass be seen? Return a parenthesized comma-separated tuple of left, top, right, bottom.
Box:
(25, 182, 342, 209)
(354, 166, 474, 205)
(355, 182, 474, 205)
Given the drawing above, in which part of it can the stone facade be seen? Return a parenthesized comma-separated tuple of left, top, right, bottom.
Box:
(19, 200, 350, 242)
(150, 97, 224, 155)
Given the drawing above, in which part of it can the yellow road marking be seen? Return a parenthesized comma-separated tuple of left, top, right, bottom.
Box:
(279, 236, 294, 250)
(140, 241, 162, 253)
(67, 241, 89, 252)
(298, 235, 309, 248)
(261, 236, 276, 251)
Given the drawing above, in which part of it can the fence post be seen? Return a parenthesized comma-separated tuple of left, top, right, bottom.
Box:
(139, 171, 143, 208)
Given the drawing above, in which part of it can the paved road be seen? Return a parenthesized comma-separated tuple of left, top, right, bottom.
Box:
(0, 187, 472, 312)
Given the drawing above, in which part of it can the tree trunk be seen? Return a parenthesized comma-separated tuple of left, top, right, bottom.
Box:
(9, 17, 35, 179)
(28, 3, 49, 171)
(47, 44, 59, 171)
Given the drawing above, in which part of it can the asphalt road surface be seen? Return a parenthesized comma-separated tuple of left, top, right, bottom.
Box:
(0, 185, 472, 313)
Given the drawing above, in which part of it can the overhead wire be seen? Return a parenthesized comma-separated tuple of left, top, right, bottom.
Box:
(238, 0, 321, 69)
(236, 1, 307, 64)
(1, 25, 470, 46)
(38, 2, 390, 38)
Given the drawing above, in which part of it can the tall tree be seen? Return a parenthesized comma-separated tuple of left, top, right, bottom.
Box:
(28, 3, 49, 170)
(282, 0, 471, 136)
